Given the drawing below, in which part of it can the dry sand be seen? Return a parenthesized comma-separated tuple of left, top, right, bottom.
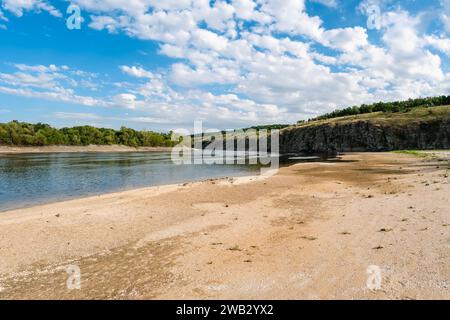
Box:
(0, 145, 173, 154)
(0, 152, 448, 299)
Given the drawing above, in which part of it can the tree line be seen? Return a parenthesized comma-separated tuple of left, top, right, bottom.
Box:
(303, 95, 450, 123)
(247, 124, 290, 131)
(3, 95, 449, 147)
(0, 121, 177, 147)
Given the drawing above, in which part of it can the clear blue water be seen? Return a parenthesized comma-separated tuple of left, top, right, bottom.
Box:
(0, 152, 261, 211)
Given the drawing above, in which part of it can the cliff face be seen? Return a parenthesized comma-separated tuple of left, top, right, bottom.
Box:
(280, 112, 450, 154)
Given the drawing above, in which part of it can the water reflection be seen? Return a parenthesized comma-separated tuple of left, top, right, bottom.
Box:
(0, 152, 260, 211)
(0, 151, 336, 212)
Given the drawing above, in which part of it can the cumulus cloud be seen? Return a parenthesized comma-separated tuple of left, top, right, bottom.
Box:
(425, 35, 450, 56)
(120, 65, 153, 78)
(112, 93, 138, 109)
(0, 63, 106, 107)
(1, 0, 450, 127)
(1, 0, 61, 17)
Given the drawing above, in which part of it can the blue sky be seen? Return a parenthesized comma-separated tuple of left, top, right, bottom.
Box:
(0, 0, 449, 131)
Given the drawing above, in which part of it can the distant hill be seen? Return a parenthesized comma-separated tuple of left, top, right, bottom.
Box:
(302, 95, 450, 123)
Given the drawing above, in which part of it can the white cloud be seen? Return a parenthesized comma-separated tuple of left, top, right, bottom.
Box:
(120, 65, 153, 78)
(309, 0, 338, 8)
(54, 112, 101, 120)
(425, 35, 450, 56)
(88, 15, 119, 33)
(0, 71, 60, 90)
(15, 63, 59, 73)
(170, 62, 240, 87)
(1, 1, 450, 127)
(191, 29, 229, 52)
(440, 0, 450, 33)
(192, 0, 235, 32)
(321, 27, 369, 52)
(1, 0, 61, 18)
(0, 9, 8, 21)
(112, 93, 138, 109)
(0, 63, 106, 107)
(0, 85, 104, 107)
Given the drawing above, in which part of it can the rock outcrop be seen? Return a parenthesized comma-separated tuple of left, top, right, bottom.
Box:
(280, 118, 450, 154)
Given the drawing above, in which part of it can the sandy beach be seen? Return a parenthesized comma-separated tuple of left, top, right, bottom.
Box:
(0, 145, 173, 154)
(0, 152, 448, 299)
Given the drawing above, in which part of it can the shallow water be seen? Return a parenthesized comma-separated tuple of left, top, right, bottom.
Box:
(0, 152, 263, 211)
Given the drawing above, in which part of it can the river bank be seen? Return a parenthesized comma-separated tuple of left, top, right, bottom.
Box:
(0, 152, 448, 299)
(0, 145, 174, 154)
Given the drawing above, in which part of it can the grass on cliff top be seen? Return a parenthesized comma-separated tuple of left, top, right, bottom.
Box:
(290, 105, 450, 130)
(392, 150, 450, 158)
(391, 150, 429, 157)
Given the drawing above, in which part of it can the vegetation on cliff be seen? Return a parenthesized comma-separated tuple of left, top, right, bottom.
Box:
(304, 96, 450, 123)
(294, 105, 450, 128)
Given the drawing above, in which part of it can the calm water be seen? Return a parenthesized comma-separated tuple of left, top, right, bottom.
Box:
(0, 152, 262, 212)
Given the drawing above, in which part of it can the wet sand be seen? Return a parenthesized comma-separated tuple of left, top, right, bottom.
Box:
(0, 152, 449, 299)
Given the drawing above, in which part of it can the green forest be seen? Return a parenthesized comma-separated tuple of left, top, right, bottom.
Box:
(0, 121, 176, 147)
(304, 95, 450, 123)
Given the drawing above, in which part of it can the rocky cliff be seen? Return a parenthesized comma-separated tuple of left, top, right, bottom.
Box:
(280, 107, 450, 154)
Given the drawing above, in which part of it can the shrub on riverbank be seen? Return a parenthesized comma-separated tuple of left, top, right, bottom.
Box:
(0, 121, 176, 147)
